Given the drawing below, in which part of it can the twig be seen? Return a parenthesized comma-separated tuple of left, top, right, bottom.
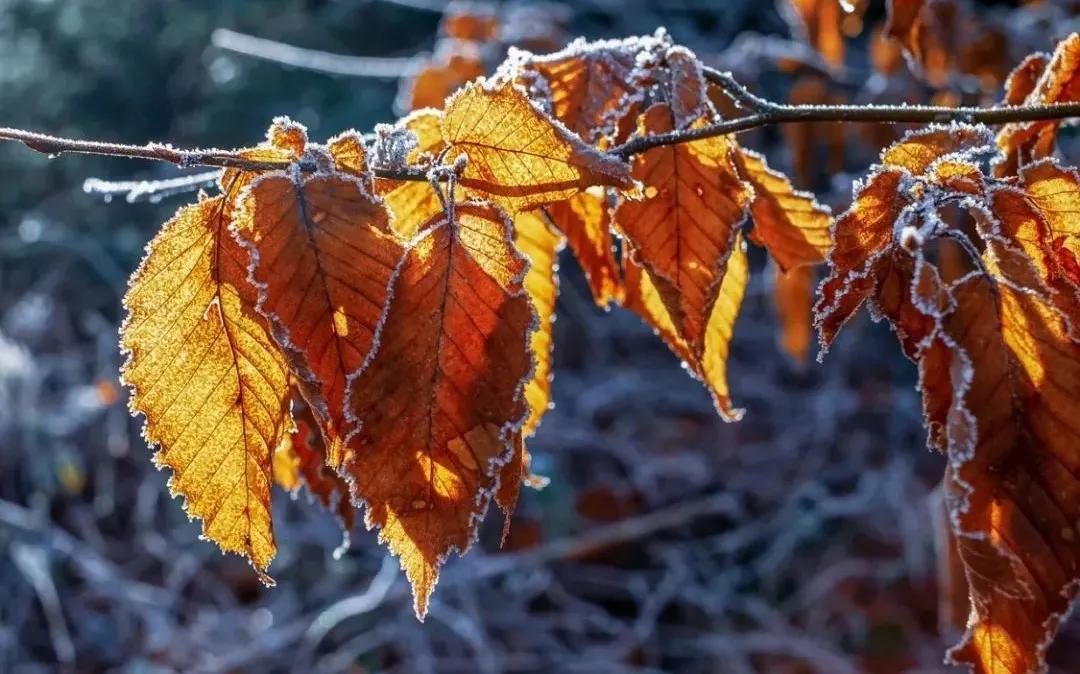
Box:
(83, 170, 222, 203)
(2, 91, 1077, 179)
(211, 29, 418, 79)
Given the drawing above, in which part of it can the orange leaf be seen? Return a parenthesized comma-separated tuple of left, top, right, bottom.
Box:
(234, 171, 403, 462)
(995, 33, 1080, 176)
(519, 37, 642, 143)
(929, 244, 1080, 674)
(772, 263, 815, 364)
(274, 389, 355, 534)
(733, 147, 832, 272)
(401, 40, 486, 112)
(624, 232, 750, 421)
(614, 103, 749, 353)
(342, 201, 534, 617)
(121, 193, 290, 582)
(788, 0, 846, 67)
(513, 209, 565, 438)
(442, 79, 634, 213)
(544, 189, 622, 307)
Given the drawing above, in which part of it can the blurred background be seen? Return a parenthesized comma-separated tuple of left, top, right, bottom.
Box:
(0, 0, 1078, 672)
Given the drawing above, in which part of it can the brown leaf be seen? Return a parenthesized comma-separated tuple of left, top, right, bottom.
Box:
(614, 103, 749, 353)
(234, 170, 403, 462)
(544, 189, 622, 307)
(342, 201, 534, 617)
(733, 147, 832, 272)
(996, 33, 1080, 177)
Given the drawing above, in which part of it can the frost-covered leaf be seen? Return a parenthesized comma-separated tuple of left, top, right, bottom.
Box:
(615, 103, 749, 355)
(442, 79, 634, 213)
(376, 109, 448, 240)
(121, 193, 290, 582)
(995, 33, 1080, 176)
(733, 147, 832, 272)
(342, 201, 534, 617)
(544, 189, 622, 307)
(234, 167, 403, 463)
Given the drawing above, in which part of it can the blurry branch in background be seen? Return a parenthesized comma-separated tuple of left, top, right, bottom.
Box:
(210, 29, 418, 79)
(82, 171, 222, 204)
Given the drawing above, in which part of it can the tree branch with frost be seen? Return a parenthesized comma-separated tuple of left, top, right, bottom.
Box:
(1, 92, 1077, 181)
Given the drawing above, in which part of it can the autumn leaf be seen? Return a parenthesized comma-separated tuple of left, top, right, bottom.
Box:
(234, 168, 403, 463)
(614, 103, 749, 354)
(518, 36, 642, 143)
(623, 232, 750, 421)
(121, 193, 290, 581)
(732, 147, 832, 272)
(884, 0, 927, 67)
(544, 189, 622, 307)
(772, 263, 815, 364)
(787, 0, 846, 67)
(440, 5, 499, 42)
(815, 124, 993, 353)
(442, 79, 634, 213)
(401, 40, 487, 112)
(342, 201, 534, 617)
(274, 389, 355, 534)
(929, 243, 1080, 674)
(995, 33, 1080, 177)
(513, 209, 565, 438)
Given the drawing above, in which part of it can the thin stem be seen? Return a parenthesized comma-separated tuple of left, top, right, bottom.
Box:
(211, 29, 418, 79)
(1, 90, 1077, 180)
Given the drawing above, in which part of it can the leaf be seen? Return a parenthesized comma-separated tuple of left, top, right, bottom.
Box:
(234, 169, 403, 463)
(275, 389, 356, 534)
(401, 40, 486, 112)
(884, 0, 927, 66)
(787, 0, 846, 67)
(614, 103, 749, 354)
(815, 124, 994, 352)
(995, 33, 1080, 177)
(513, 210, 565, 438)
(327, 130, 369, 178)
(732, 147, 832, 272)
(772, 262, 815, 364)
(442, 79, 634, 213)
(623, 232, 750, 421)
(120, 193, 290, 581)
(544, 189, 622, 307)
(928, 244, 1080, 674)
(440, 5, 499, 42)
(519, 36, 642, 143)
(342, 201, 534, 617)
(376, 109, 448, 240)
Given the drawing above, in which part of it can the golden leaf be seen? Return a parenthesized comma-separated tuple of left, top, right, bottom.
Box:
(442, 79, 634, 213)
(513, 209, 565, 438)
(772, 263, 815, 364)
(121, 193, 290, 581)
(376, 109, 449, 241)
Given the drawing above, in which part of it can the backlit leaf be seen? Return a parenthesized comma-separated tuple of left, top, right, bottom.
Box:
(342, 201, 534, 617)
(733, 147, 832, 272)
(513, 209, 565, 438)
(442, 79, 634, 213)
(121, 193, 290, 581)
(995, 33, 1080, 177)
(376, 109, 448, 240)
(614, 103, 749, 353)
(772, 262, 815, 364)
(544, 189, 622, 307)
(234, 170, 403, 463)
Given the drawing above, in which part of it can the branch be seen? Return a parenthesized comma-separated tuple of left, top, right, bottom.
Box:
(2, 88, 1078, 181)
